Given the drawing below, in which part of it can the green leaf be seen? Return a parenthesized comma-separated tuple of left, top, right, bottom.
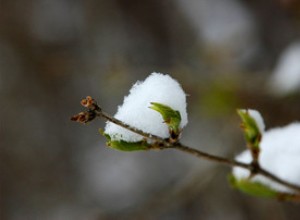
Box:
(100, 130, 150, 151)
(229, 175, 300, 201)
(237, 109, 262, 151)
(107, 139, 150, 151)
(149, 102, 181, 138)
(228, 175, 278, 198)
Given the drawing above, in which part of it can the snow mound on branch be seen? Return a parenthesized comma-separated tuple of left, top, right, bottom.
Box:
(105, 73, 188, 142)
(233, 122, 300, 193)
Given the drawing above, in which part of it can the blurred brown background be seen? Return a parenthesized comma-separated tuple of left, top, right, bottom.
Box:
(1, 0, 300, 219)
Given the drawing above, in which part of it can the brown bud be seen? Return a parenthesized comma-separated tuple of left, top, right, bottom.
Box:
(80, 96, 99, 111)
(71, 111, 96, 124)
(71, 112, 87, 124)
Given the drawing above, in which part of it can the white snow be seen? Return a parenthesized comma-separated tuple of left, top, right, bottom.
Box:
(233, 122, 300, 193)
(104, 72, 188, 142)
(269, 42, 300, 96)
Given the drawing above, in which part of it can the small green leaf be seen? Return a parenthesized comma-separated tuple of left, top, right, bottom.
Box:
(237, 109, 262, 155)
(228, 175, 278, 198)
(149, 102, 181, 138)
(107, 139, 150, 151)
(229, 175, 300, 201)
(100, 131, 150, 151)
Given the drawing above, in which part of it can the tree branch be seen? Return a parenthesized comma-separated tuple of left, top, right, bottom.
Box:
(95, 109, 167, 145)
(169, 143, 300, 193)
(71, 96, 300, 194)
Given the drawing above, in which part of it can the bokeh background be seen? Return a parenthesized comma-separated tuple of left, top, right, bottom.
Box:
(2, 0, 300, 219)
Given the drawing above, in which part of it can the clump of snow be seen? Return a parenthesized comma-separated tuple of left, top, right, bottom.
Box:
(241, 109, 265, 133)
(104, 72, 188, 142)
(233, 122, 300, 193)
(269, 42, 300, 96)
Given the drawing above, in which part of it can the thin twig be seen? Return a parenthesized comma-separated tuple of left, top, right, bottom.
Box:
(170, 143, 251, 169)
(95, 109, 167, 144)
(170, 143, 300, 193)
(71, 96, 300, 194)
(258, 168, 300, 193)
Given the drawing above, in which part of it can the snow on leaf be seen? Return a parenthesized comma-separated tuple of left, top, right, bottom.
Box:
(104, 72, 188, 143)
(233, 122, 300, 193)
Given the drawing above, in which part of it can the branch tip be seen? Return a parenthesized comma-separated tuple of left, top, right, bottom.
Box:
(81, 96, 101, 111)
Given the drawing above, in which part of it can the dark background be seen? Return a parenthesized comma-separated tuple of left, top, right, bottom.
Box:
(1, 0, 300, 219)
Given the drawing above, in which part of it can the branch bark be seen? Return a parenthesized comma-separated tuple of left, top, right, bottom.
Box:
(71, 96, 300, 194)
